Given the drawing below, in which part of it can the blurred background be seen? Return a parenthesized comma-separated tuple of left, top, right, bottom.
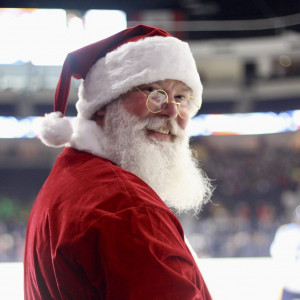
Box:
(0, 1, 299, 297)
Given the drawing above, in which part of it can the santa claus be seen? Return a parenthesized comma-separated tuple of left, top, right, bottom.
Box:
(24, 24, 213, 299)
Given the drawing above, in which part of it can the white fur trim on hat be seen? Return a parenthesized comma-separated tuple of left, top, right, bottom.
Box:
(39, 112, 73, 147)
(76, 35, 202, 119)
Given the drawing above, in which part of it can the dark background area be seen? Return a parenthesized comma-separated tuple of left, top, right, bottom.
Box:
(1, 0, 300, 39)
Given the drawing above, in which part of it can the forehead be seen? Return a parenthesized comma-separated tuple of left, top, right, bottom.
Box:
(142, 79, 192, 92)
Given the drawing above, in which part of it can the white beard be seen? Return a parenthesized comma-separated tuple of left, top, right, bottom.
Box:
(101, 100, 212, 214)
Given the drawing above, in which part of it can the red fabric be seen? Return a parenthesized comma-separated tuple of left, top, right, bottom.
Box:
(54, 24, 171, 115)
(24, 148, 212, 300)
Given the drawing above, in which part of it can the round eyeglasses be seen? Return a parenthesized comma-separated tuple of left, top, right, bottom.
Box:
(135, 86, 200, 119)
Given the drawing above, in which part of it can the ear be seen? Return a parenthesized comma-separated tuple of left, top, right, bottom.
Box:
(92, 107, 106, 127)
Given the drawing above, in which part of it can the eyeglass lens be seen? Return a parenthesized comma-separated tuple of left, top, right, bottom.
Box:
(147, 91, 167, 112)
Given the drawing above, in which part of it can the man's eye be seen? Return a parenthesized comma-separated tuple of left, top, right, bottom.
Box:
(145, 86, 156, 93)
(175, 95, 186, 102)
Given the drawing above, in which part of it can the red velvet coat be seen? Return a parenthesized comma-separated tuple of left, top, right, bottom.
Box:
(24, 147, 212, 299)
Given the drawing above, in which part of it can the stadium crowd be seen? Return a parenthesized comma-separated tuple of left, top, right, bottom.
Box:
(1, 140, 300, 261)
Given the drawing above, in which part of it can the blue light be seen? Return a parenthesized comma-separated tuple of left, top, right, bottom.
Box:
(1, 110, 300, 139)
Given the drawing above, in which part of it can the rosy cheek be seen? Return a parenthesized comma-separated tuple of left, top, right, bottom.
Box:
(123, 98, 149, 119)
(177, 117, 189, 130)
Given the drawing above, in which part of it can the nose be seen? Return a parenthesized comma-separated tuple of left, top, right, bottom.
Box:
(160, 95, 179, 119)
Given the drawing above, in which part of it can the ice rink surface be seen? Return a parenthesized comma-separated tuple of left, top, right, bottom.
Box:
(0, 258, 283, 300)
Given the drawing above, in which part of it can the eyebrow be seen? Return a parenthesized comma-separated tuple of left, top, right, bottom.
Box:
(181, 87, 192, 92)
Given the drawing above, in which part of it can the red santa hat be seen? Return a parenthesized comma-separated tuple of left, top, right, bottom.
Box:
(39, 24, 203, 148)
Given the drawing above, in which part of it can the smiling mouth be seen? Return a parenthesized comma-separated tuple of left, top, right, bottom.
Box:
(147, 124, 173, 135)
(153, 126, 170, 135)
(146, 125, 175, 142)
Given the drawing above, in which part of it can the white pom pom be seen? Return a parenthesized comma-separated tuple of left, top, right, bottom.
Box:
(39, 112, 73, 147)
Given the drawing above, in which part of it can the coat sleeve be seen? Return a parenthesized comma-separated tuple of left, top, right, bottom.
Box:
(75, 205, 211, 300)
